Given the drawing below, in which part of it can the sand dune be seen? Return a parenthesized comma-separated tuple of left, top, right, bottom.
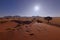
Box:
(0, 21, 60, 40)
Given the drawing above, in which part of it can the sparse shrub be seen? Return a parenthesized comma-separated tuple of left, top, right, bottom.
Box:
(6, 28, 12, 31)
(11, 20, 23, 24)
(11, 20, 32, 24)
(5, 18, 9, 19)
(23, 21, 32, 24)
(14, 24, 21, 28)
(0, 21, 7, 24)
(44, 16, 52, 23)
(32, 18, 36, 22)
(6, 28, 15, 31)
(36, 20, 43, 23)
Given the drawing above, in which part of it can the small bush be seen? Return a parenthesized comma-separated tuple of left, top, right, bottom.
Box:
(11, 20, 32, 24)
(0, 21, 8, 24)
(6, 28, 15, 31)
(36, 20, 43, 23)
(11, 20, 23, 24)
(14, 24, 21, 28)
(6, 28, 12, 31)
(23, 21, 32, 24)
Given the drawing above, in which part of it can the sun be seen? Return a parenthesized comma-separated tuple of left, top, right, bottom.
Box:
(34, 6, 39, 11)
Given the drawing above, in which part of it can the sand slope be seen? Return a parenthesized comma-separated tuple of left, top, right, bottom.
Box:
(0, 22, 60, 40)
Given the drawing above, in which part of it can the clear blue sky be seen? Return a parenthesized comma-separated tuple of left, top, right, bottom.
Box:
(0, 0, 60, 17)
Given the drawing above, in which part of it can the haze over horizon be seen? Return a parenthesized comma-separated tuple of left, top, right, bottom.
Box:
(0, 0, 60, 17)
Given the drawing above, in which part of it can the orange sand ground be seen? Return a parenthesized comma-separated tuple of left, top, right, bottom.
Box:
(0, 17, 60, 40)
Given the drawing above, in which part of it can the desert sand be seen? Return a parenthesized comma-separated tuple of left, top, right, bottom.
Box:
(0, 17, 60, 40)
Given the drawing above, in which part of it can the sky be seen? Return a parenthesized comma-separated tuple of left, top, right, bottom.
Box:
(0, 0, 60, 17)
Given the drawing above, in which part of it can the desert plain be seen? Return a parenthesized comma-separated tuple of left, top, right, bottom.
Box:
(0, 17, 60, 40)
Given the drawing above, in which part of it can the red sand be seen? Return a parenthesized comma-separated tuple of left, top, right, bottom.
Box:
(0, 22, 60, 40)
